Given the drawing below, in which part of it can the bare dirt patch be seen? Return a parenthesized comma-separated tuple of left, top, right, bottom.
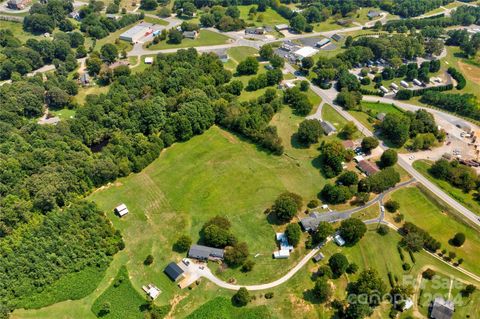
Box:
(458, 61, 480, 85)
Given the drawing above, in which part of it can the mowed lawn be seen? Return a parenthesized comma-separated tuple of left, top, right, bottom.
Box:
(146, 30, 230, 50)
(387, 186, 480, 275)
(238, 5, 289, 26)
(413, 160, 480, 214)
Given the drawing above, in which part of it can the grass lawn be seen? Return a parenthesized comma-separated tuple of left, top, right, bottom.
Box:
(73, 85, 110, 105)
(413, 160, 480, 215)
(227, 46, 258, 65)
(142, 15, 168, 26)
(94, 26, 134, 52)
(386, 185, 480, 275)
(91, 266, 147, 319)
(443, 46, 480, 100)
(146, 30, 230, 50)
(186, 297, 272, 318)
(51, 108, 76, 120)
(238, 5, 289, 27)
(312, 17, 345, 32)
(351, 202, 380, 221)
(0, 20, 40, 43)
(322, 104, 348, 129)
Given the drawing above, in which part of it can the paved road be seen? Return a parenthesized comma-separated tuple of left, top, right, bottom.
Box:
(200, 238, 330, 291)
(315, 179, 415, 223)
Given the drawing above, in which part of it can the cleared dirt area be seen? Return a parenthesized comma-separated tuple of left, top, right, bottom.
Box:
(458, 61, 480, 85)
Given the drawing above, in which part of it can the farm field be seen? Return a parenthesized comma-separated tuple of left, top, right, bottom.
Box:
(413, 160, 480, 214)
(146, 30, 230, 50)
(386, 185, 480, 275)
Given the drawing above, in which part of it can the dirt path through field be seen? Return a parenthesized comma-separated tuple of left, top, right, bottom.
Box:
(458, 61, 480, 85)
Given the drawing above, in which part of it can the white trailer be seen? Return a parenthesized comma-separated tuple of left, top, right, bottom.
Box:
(390, 83, 399, 90)
(379, 86, 389, 93)
(400, 80, 409, 88)
(413, 78, 422, 86)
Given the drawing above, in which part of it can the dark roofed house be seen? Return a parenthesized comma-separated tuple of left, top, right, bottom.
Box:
(188, 244, 224, 261)
(430, 297, 454, 319)
(357, 160, 380, 176)
(320, 121, 337, 136)
(164, 262, 184, 281)
(7, 0, 31, 10)
(313, 252, 324, 262)
(331, 34, 343, 42)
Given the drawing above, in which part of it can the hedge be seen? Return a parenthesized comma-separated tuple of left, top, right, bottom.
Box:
(447, 67, 466, 90)
(395, 84, 454, 100)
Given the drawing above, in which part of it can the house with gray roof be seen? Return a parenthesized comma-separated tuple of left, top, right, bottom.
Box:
(430, 297, 454, 319)
(188, 244, 224, 261)
(320, 121, 337, 136)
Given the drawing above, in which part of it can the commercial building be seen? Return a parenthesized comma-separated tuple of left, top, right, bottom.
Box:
(294, 46, 319, 60)
(315, 38, 331, 48)
(331, 34, 343, 42)
(119, 23, 154, 43)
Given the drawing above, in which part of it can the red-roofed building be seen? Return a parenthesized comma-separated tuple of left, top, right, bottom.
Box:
(357, 160, 380, 176)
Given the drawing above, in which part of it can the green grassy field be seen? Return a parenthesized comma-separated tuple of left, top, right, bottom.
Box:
(146, 30, 230, 50)
(413, 160, 480, 214)
(418, 272, 480, 318)
(239, 5, 289, 27)
(386, 185, 480, 275)
(0, 20, 40, 43)
(73, 85, 110, 105)
(186, 297, 272, 318)
(348, 101, 404, 132)
(91, 266, 147, 319)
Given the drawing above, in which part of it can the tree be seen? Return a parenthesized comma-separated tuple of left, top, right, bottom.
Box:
(286, 223, 301, 247)
(140, 0, 157, 10)
(384, 200, 399, 213)
(361, 137, 379, 152)
(299, 80, 309, 92)
(144, 254, 154, 265)
(462, 284, 476, 297)
(99, 302, 111, 316)
(451, 233, 466, 247)
(232, 287, 250, 306)
(290, 14, 307, 32)
(319, 141, 347, 178)
(422, 268, 435, 280)
(328, 253, 349, 278)
(381, 114, 410, 147)
(236, 57, 259, 75)
(340, 121, 358, 139)
(168, 29, 183, 44)
(346, 263, 359, 274)
(377, 225, 389, 236)
(224, 242, 249, 266)
(337, 171, 358, 186)
(380, 149, 398, 168)
(174, 235, 192, 252)
(100, 43, 118, 63)
(301, 57, 314, 70)
(203, 224, 236, 248)
(241, 259, 255, 272)
(272, 192, 302, 222)
(321, 184, 352, 204)
(313, 277, 332, 302)
(158, 7, 171, 17)
(347, 268, 386, 308)
(259, 44, 274, 60)
(313, 222, 335, 244)
(297, 119, 323, 146)
(335, 90, 362, 110)
(339, 218, 367, 245)
(225, 6, 240, 19)
(345, 35, 353, 48)
(402, 232, 424, 252)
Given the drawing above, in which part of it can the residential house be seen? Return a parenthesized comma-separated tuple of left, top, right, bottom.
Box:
(183, 31, 198, 39)
(273, 232, 294, 259)
(342, 140, 356, 150)
(313, 252, 324, 262)
(430, 297, 454, 319)
(7, 0, 31, 10)
(245, 27, 265, 35)
(79, 73, 90, 86)
(188, 244, 224, 261)
(357, 160, 380, 176)
(275, 24, 289, 31)
(320, 121, 337, 136)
